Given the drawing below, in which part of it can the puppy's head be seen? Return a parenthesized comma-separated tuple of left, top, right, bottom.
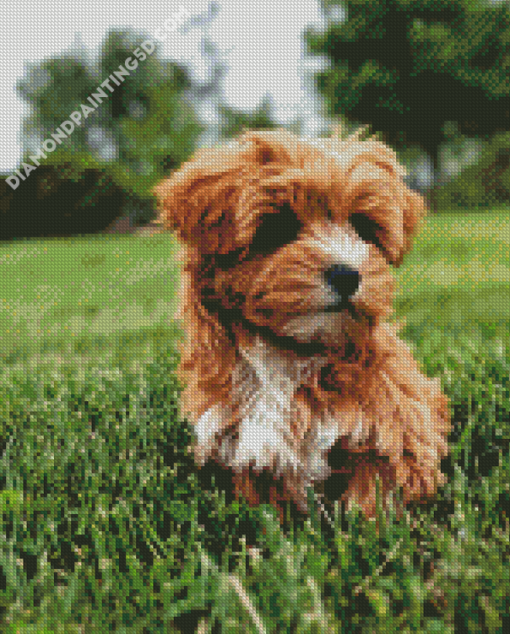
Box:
(154, 128, 425, 347)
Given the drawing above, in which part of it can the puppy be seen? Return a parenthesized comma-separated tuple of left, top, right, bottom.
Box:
(154, 127, 450, 520)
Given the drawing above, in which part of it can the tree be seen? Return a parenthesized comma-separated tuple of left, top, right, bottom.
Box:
(98, 30, 202, 188)
(219, 95, 278, 139)
(17, 29, 203, 205)
(12, 26, 206, 236)
(305, 0, 510, 195)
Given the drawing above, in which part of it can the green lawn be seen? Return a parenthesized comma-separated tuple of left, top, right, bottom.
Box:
(397, 211, 510, 330)
(0, 210, 509, 633)
(0, 229, 182, 366)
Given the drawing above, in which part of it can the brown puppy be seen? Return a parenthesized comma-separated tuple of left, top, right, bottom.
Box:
(155, 128, 450, 519)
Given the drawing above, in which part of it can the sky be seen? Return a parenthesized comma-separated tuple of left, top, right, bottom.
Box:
(0, 0, 330, 173)
(1, 0, 504, 180)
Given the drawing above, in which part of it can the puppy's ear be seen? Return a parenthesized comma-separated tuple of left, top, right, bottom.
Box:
(153, 147, 243, 255)
(398, 187, 427, 265)
(346, 180, 426, 266)
(378, 186, 426, 267)
(340, 134, 426, 266)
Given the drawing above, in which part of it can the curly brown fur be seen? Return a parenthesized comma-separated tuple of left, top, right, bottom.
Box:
(154, 127, 450, 519)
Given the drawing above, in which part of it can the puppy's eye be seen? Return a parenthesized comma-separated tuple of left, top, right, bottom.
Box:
(349, 213, 385, 252)
(250, 203, 302, 254)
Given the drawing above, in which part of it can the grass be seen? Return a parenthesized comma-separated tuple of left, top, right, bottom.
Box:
(0, 209, 509, 633)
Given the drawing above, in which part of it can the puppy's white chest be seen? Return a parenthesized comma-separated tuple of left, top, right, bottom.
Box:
(228, 339, 320, 469)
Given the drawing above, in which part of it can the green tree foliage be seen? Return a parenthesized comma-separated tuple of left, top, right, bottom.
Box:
(305, 0, 510, 177)
(219, 95, 278, 138)
(8, 25, 203, 239)
(98, 30, 202, 191)
(436, 129, 510, 208)
(0, 164, 127, 240)
(17, 44, 95, 153)
(17, 30, 202, 199)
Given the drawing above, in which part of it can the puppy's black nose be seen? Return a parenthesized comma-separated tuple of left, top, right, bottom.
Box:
(324, 264, 360, 303)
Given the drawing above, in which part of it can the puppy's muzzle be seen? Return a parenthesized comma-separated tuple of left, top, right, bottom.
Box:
(324, 264, 360, 312)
